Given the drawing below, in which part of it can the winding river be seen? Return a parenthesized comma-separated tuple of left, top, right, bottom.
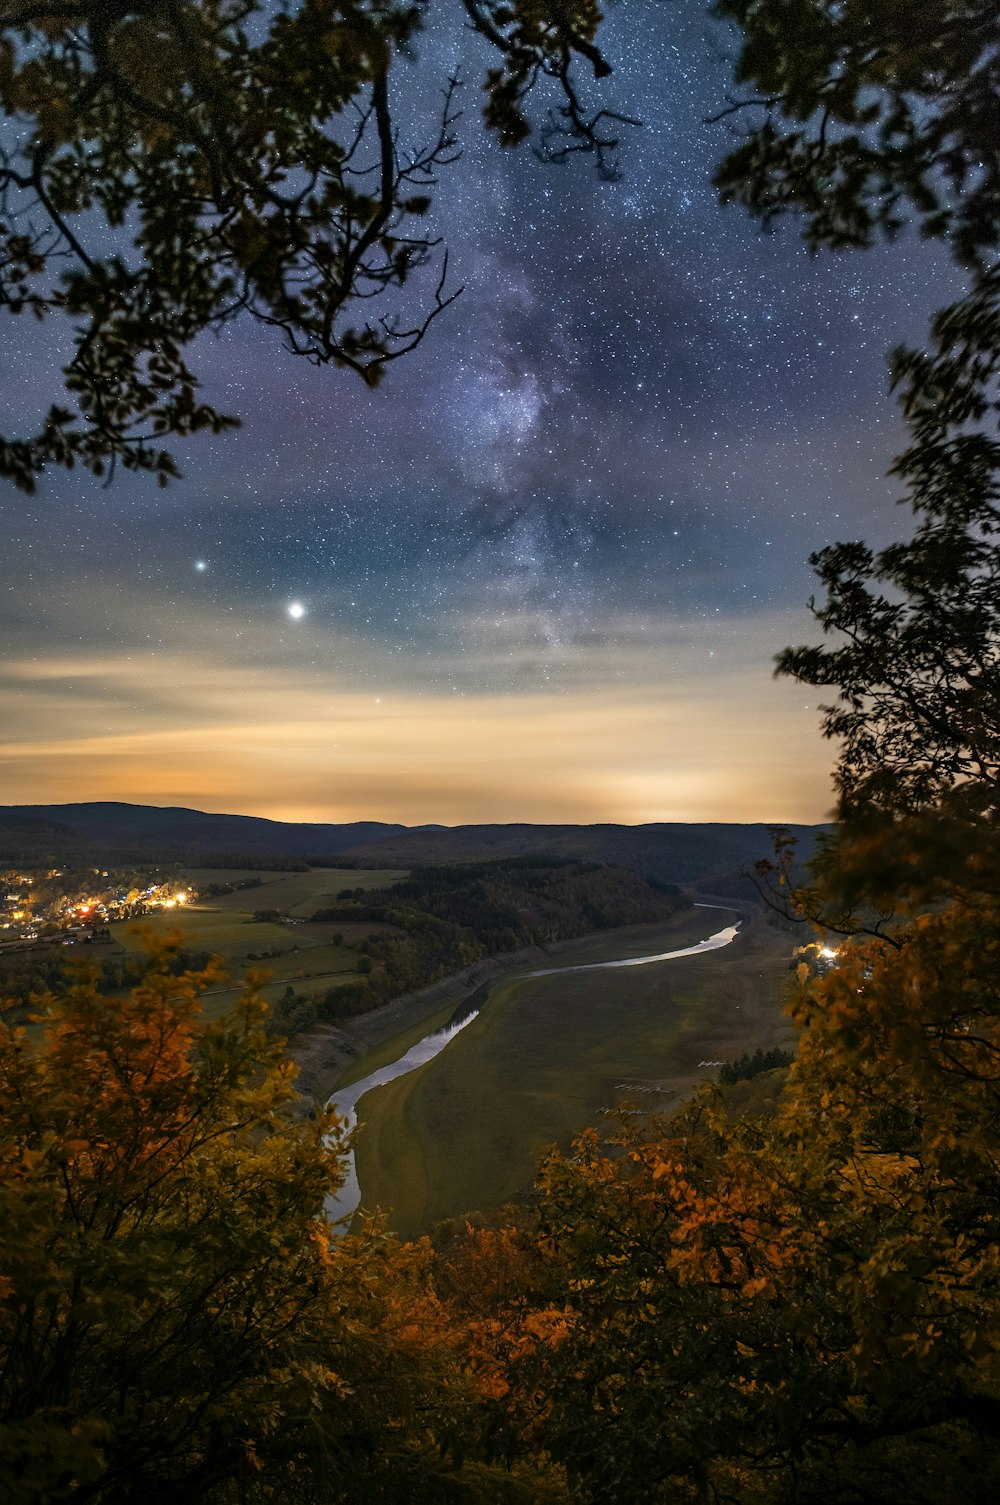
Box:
(325, 1010, 481, 1224)
(325, 903, 740, 1225)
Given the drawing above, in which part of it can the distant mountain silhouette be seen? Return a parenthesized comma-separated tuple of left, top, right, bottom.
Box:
(337, 822, 822, 886)
(0, 803, 411, 863)
(0, 803, 823, 884)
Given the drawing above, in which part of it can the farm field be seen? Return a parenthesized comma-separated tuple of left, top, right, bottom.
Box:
(108, 909, 367, 1021)
(105, 866, 409, 1021)
(293, 919, 400, 944)
(112, 911, 354, 976)
(112, 865, 409, 966)
(194, 970, 364, 1023)
(184, 867, 407, 916)
(110, 907, 297, 960)
(354, 911, 795, 1237)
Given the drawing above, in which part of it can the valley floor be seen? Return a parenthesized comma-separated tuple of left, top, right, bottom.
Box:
(346, 906, 796, 1235)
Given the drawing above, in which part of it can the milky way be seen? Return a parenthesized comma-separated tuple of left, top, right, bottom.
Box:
(0, 1, 964, 823)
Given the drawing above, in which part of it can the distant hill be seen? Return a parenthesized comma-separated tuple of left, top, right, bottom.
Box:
(337, 821, 824, 887)
(0, 803, 412, 864)
(0, 803, 823, 886)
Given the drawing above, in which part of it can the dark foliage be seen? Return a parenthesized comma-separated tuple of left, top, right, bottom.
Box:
(718, 1044, 793, 1084)
(0, 0, 628, 490)
(713, 0, 1000, 268)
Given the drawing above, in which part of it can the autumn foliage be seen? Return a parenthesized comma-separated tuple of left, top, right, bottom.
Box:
(449, 889, 998, 1502)
(5, 883, 999, 1503)
(4, 0, 1000, 1495)
(0, 939, 530, 1504)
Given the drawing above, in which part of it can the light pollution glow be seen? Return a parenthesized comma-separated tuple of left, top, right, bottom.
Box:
(0, 600, 834, 825)
(0, 4, 949, 835)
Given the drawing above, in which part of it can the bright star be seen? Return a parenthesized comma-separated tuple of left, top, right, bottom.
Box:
(287, 601, 306, 620)
(194, 560, 208, 572)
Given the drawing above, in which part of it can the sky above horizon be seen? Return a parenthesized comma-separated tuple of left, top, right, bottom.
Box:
(0, 2, 958, 827)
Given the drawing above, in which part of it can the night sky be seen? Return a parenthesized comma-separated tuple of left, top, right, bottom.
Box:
(0, 2, 961, 826)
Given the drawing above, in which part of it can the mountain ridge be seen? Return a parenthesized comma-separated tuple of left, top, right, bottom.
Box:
(0, 802, 824, 884)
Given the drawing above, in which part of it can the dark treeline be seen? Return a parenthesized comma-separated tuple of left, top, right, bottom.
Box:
(199, 876, 266, 896)
(190, 854, 311, 871)
(325, 858, 685, 943)
(718, 1046, 794, 1085)
(0, 946, 213, 1011)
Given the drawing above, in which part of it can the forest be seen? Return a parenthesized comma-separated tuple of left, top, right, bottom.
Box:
(2, 0, 999, 1500)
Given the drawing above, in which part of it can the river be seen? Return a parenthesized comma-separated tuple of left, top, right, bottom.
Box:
(526, 907, 740, 977)
(324, 1009, 481, 1224)
(325, 903, 739, 1225)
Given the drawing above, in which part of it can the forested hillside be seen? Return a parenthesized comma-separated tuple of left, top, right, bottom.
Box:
(0, 803, 410, 865)
(336, 821, 822, 885)
(270, 859, 685, 1035)
(0, 802, 821, 886)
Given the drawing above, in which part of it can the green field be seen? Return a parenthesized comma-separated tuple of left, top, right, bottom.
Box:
(183, 868, 407, 917)
(110, 907, 292, 957)
(105, 868, 406, 1023)
(111, 862, 407, 974)
(354, 912, 796, 1237)
(194, 970, 364, 1022)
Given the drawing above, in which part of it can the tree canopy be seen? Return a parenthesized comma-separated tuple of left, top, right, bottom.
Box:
(0, 0, 625, 490)
(714, 0, 1000, 910)
(453, 888, 1000, 1502)
(439, 7, 1000, 1499)
(0, 939, 537, 1503)
(713, 0, 1000, 269)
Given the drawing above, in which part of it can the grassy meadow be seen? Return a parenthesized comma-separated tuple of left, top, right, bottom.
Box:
(327, 910, 725, 1092)
(353, 911, 796, 1237)
(111, 907, 295, 959)
(181, 867, 407, 916)
(106, 866, 407, 1021)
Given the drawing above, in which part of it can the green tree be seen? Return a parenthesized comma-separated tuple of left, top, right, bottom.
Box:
(0, 0, 624, 491)
(774, 273, 1000, 856)
(710, 1, 1000, 921)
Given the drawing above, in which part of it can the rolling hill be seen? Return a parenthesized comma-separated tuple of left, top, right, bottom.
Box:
(0, 803, 413, 864)
(338, 820, 822, 887)
(0, 803, 823, 885)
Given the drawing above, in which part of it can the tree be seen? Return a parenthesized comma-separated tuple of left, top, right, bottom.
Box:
(708, 1, 1000, 917)
(712, 0, 1000, 269)
(442, 13, 1000, 1492)
(754, 243, 1000, 935)
(778, 455, 999, 826)
(0, 0, 626, 492)
(0, 937, 522, 1503)
(470, 902, 1000, 1502)
(485, 7, 1000, 1492)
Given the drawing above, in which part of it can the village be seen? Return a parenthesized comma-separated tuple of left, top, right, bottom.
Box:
(0, 866, 197, 952)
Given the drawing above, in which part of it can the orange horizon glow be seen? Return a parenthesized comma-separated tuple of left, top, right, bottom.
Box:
(0, 685, 834, 826)
(0, 602, 836, 827)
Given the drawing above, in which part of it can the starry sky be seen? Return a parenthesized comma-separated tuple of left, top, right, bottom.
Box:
(0, 1, 961, 827)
